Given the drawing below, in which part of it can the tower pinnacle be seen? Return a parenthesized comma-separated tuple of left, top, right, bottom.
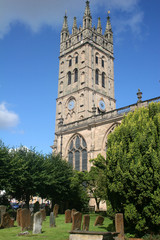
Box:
(104, 11, 113, 43)
(97, 17, 102, 34)
(83, 0, 92, 28)
(72, 17, 78, 34)
(62, 13, 69, 32)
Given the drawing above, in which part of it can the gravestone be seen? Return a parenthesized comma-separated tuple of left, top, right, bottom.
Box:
(71, 209, 77, 221)
(115, 213, 124, 240)
(20, 208, 31, 231)
(0, 205, 6, 225)
(71, 212, 82, 231)
(53, 204, 59, 218)
(40, 208, 46, 221)
(50, 212, 56, 227)
(28, 213, 34, 230)
(65, 209, 72, 223)
(94, 215, 104, 226)
(1, 212, 14, 228)
(16, 208, 22, 226)
(33, 211, 42, 234)
(82, 214, 90, 231)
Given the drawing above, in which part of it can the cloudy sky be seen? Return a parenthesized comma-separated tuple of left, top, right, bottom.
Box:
(0, 0, 160, 154)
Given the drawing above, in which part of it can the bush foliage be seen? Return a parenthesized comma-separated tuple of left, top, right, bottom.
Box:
(106, 102, 160, 233)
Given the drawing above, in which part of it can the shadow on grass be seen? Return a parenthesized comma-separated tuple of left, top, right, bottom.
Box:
(97, 223, 115, 232)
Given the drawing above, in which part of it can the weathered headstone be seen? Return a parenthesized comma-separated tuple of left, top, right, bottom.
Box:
(33, 201, 40, 213)
(20, 208, 31, 231)
(71, 212, 82, 231)
(115, 213, 124, 240)
(82, 214, 90, 231)
(16, 208, 22, 226)
(50, 212, 56, 227)
(1, 212, 14, 228)
(0, 205, 6, 225)
(40, 208, 46, 221)
(53, 204, 59, 218)
(65, 209, 72, 223)
(28, 213, 34, 231)
(94, 215, 104, 226)
(33, 211, 42, 234)
(71, 209, 77, 221)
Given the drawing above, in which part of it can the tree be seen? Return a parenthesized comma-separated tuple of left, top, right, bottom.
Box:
(0, 140, 10, 191)
(106, 102, 160, 234)
(6, 147, 45, 208)
(87, 154, 107, 211)
(42, 154, 73, 210)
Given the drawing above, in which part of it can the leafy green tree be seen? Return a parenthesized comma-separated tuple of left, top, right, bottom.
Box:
(69, 170, 89, 211)
(87, 155, 107, 211)
(0, 140, 10, 191)
(6, 147, 45, 208)
(42, 154, 73, 210)
(106, 102, 160, 234)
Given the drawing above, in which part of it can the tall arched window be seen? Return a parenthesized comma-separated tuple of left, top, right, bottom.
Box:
(95, 69, 99, 85)
(68, 135, 87, 171)
(74, 68, 78, 82)
(102, 72, 105, 88)
(68, 71, 71, 85)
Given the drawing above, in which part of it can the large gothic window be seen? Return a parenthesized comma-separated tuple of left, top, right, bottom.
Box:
(68, 135, 87, 171)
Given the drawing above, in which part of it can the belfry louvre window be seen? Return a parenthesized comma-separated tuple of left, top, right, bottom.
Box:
(102, 72, 105, 88)
(68, 71, 71, 85)
(75, 56, 78, 64)
(95, 69, 99, 85)
(74, 68, 78, 82)
(69, 59, 72, 67)
(68, 135, 87, 171)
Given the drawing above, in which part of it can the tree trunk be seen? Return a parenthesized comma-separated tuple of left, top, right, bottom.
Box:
(25, 195, 30, 209)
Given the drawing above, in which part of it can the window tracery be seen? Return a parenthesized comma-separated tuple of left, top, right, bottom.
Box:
(68, 135, 87, 171)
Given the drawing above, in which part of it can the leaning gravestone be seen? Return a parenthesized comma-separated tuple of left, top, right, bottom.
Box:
(40, 208, 46, 221)
(82, 214, 90, 231)
(0, 205, 6, 225)
(33, 211, 42, 234)
(53, 204, 59, 218)
(1, 212, 14, 228)
(65, 209, 72, 223)
(16, 208, 22, 226)
(20, 208, 31, 231)
(94, 215, 104, 226)
(115, 213, 124, 240)
(71, 212, 82, 231)
(50, 212, 56, 227)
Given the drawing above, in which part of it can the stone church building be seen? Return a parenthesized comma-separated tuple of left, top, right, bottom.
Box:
(52, 1, 159, 174)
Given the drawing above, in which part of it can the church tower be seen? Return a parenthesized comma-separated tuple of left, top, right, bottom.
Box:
(52, 1, 116, 171)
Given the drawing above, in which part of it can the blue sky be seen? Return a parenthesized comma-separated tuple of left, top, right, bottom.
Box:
(0, 0, 160, 154)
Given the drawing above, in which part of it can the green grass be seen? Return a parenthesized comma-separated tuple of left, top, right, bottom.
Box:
(0, 214, 114, 240)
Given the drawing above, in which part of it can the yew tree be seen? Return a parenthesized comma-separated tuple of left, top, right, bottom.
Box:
(106, 102, 160, 234)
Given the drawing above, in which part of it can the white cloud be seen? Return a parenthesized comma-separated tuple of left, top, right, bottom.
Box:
(0, 0, 143, 38)
(0, 102, 19, 129)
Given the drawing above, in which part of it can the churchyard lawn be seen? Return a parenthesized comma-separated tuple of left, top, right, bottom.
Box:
(0, 213, 114, 240)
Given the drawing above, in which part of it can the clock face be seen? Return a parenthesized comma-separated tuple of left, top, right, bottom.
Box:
(99, 100, 106, 112)
(68, 99, 75, 110)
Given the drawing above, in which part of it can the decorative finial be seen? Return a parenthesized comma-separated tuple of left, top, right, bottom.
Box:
(65, 10, 67, 16)
(137, 89, 142, 103)
(108, 10, 110, 14)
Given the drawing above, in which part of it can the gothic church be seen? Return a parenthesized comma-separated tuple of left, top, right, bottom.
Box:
(51, 1, 158, 172)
